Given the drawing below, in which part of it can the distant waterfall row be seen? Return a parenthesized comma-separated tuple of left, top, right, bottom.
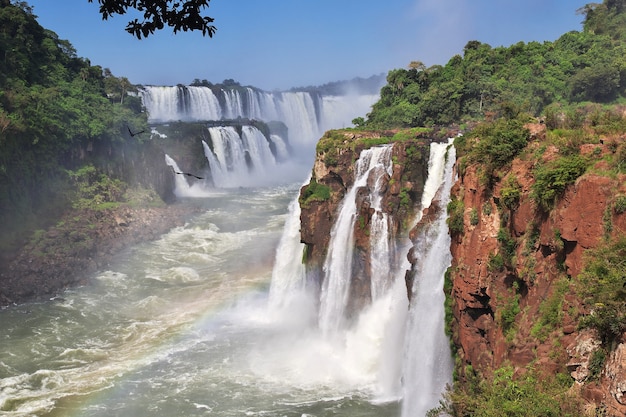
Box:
(165, 125, 294, 192)
(139, 85, 379, 149)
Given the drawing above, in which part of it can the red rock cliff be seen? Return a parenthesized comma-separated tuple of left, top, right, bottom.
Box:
(448, 123, 626, 415)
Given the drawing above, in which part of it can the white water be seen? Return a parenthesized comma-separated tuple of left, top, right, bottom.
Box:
(200, 125, 280, 188)
(318, 145, 394, 336)
(401, 139, 456, 417)
(140, 86, 379, 152)
(1, 140, 455, 417)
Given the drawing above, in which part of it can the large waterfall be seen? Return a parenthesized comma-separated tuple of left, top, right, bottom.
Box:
(266, 141, 455, 414)
(139, 85, 379, 152)
(141, 85, 380, 191)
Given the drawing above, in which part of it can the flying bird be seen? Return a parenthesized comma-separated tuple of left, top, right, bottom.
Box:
(127, 126, 145, 137)
(172, 168, 204, 180)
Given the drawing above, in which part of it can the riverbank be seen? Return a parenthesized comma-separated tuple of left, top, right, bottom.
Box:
(0, 203, 200, 307)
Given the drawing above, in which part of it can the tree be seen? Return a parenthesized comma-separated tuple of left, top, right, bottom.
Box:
(88, 0, 217, 39)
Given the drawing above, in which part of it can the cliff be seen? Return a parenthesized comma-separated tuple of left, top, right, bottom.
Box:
(299, 128, 438, 318)
(447, 122, 626, 415)
(298, 122, 625, 415)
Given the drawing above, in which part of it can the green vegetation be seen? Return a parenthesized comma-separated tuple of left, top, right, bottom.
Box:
(469, 207, 479, 226)
(429, 366, 582, 417)
(299, 179, 331, 207)
(499, 284, 521, 339)
(0, 2, 151, 249)
(364, 0, 626, 129)
(496, 228, 517, 268)
(500, 176, 521, 210)
(456, 118, 530, 186)
(446, 197, 465, 235)
(614, 195, 626, 214)
(531, 277, 570, 342)
(576, 237, 626, 347)
(68, 165, 126, 210)
(530, 155, 590, 211)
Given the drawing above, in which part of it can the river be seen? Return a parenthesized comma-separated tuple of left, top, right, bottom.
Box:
(0, 184, 400, 417)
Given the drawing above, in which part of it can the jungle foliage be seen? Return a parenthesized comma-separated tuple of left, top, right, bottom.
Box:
(364, 0, 626, 129)
(0, 1, 148, 249)
(429, 367, 582, 417)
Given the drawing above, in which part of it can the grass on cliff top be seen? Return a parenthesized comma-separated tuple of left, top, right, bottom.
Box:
(299, 179, 331, 207)
(315, 127, 439, 166)
(315, 127, 435, 154)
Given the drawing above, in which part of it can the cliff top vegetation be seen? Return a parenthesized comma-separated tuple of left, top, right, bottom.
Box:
(362, 0, 626, 129)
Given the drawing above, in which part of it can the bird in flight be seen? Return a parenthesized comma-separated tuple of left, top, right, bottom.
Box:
(127, 126, 145, 137)
(171, 168, 204, 180)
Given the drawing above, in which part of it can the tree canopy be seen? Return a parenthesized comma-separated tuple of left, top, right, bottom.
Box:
(364, 0, 626, 129)
(0, 1, 148, 248)
(88, 0, 216, 39)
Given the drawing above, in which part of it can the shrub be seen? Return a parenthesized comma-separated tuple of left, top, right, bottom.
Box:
(447, 198, 465, 234)
(67, 165, 127, 210)
(500, 176, 521, 210)
(488, 252, 505, 272)
(469, 208, 479, 225)
(466, 118, 530, 182)
(299, 179, 331, 207)
(430, 366, 583, 417)
(531, 277, 569, 341)
(614, 195, 626, 214)
(576, 237, 626, 347)
(588, 348, 607, 380)
(531, 154, 589, 211)
(497, 228, 517, 267)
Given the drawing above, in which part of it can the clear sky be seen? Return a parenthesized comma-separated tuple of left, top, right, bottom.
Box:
(25, 0, 591, 91)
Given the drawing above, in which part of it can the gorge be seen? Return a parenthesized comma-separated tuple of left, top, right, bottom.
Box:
(0, 83, 459, 416)
(2, 80, 625, 416)
(2, 1, 626, 414)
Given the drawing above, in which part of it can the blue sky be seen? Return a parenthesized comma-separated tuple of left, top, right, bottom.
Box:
(26, 0, 590, 91)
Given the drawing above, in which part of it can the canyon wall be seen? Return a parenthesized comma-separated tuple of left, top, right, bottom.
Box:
(447, 123, 626, 416)
(298, 124, 625, 415)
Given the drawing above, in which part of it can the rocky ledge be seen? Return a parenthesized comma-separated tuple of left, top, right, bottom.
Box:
(0, 204, 199, 307)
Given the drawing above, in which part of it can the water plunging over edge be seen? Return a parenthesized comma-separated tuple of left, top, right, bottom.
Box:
(401, 139, 456, 417)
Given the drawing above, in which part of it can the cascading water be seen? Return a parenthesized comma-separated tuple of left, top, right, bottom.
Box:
(401, 139, 456, 417)
(139, 85, 380, 152)
(0, 140, 457, 417)
(318, 145, 394, 336)
(164, 154, 193, 196)
(267, 178, 309, 313)
(200, 126, 280, 188)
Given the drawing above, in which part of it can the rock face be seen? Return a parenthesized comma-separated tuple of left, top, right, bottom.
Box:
(447, 124, 626, 415)
(0, 204, 198, 307)
(299, 130, 432, 318)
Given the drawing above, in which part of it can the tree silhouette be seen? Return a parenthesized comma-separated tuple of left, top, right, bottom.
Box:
(88, 0, 217, 39)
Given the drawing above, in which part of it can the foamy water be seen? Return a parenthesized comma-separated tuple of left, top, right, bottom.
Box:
(0, 185, 400, 417)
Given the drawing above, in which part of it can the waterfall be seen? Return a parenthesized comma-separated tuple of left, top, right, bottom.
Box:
(139, 86, 380, 151)
(241, 125, 277, 173)
(401, 139, 456, 417)
(164, 154, 192, 196)
(318, 145, 393, 336)
(202, 126, 281, 188)
(267, 180, 308, 314)
(201, 140, 227, 188)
